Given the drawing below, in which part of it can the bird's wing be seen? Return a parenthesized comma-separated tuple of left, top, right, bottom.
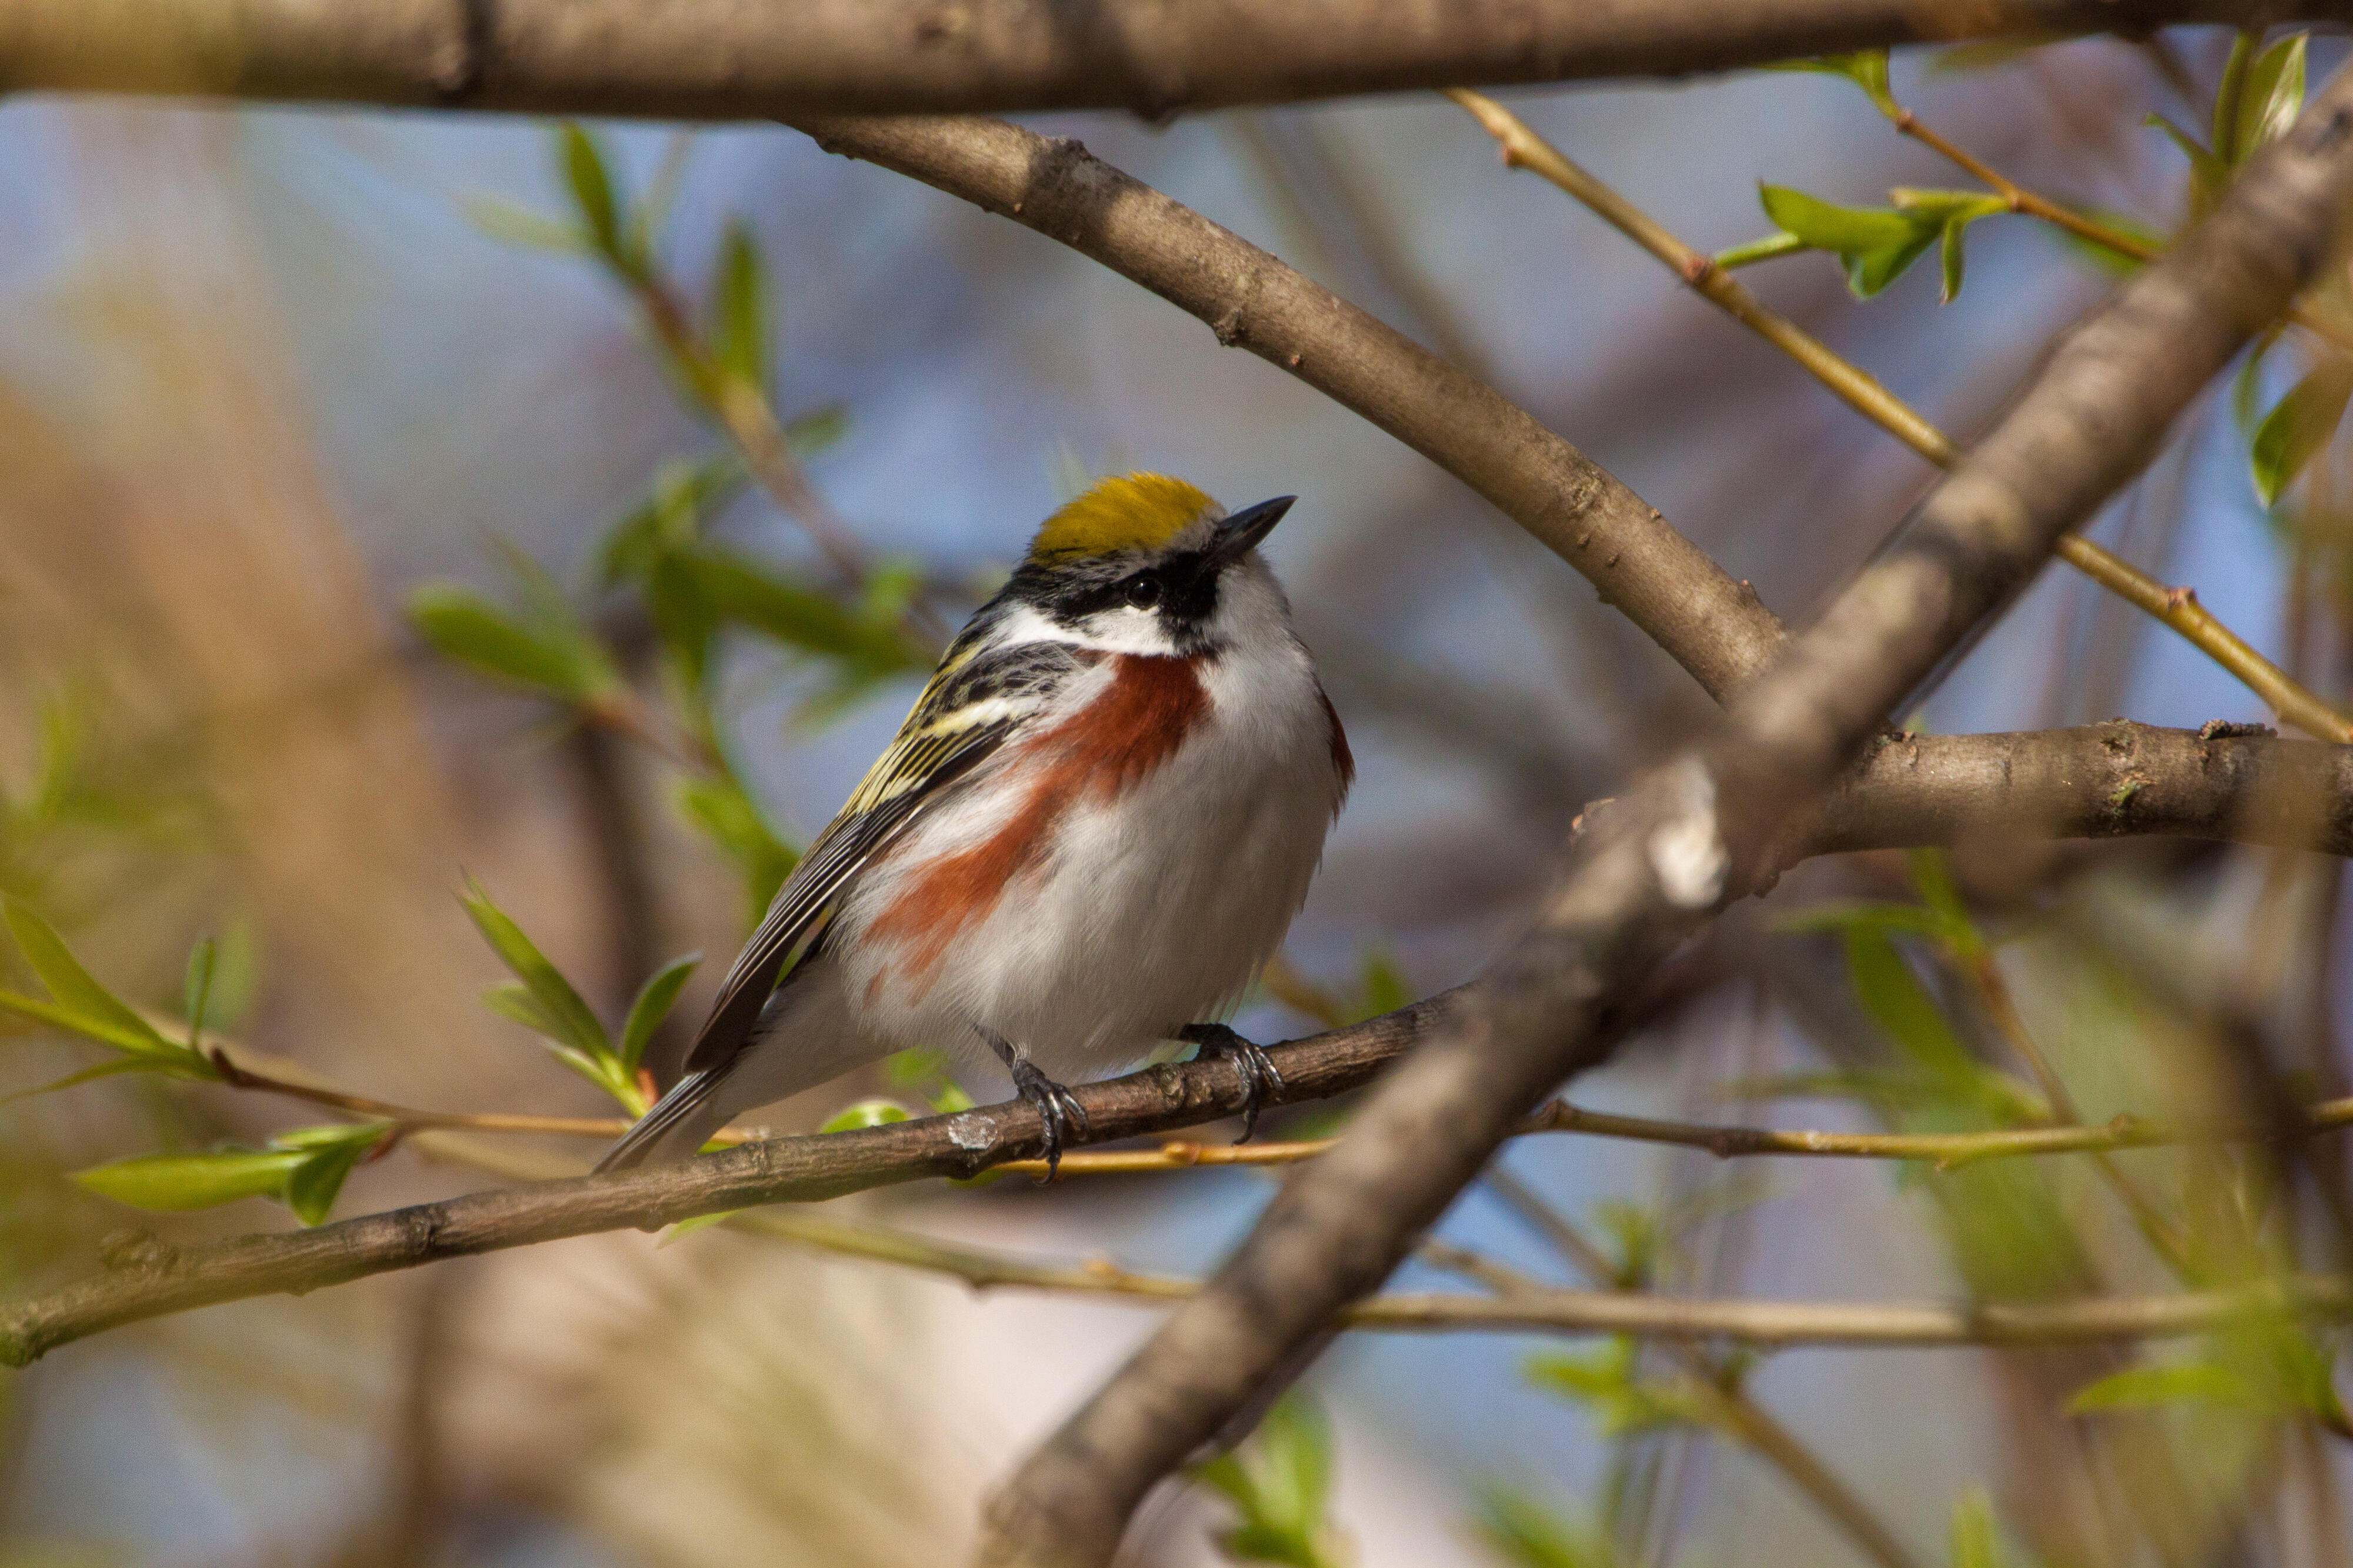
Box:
(676, 635, 1087, 1080)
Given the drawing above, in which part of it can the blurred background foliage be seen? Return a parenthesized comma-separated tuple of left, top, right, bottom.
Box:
(6, 24, 2353, 1568)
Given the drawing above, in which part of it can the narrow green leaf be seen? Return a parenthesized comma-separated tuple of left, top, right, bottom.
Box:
(2233, 326, 2287, 432)
(619, 953, 699, 1075)
(1948, 1489, 2002, 1568)
(1, 898, 171, 1054)
(688, 549, 916, 667)
(674, 773, 799, 926)
(461, 879, 612, 1065)
(711, 219, 769, 391)
(1356, 950, 1411, 1022)
(481, 980, 560, 1039)
(1767, 51, 1897, 114)
(558, 124, 622, 259)
(0, 988, 186, 1063)
(2146, 114, 2228, 215)
(1, 1055, 175, 1104)
(598, 455, 746, 588)
(1846, 228, 1939, 297)
(2249, 360, 2353, 506)
(72, 1148, 305, 1213)
(661, 1207, 744, 1243)
(819, 1097, 914, 1133)
(1758, 185, 1918, 252)
(1939, 215, 1968, 303)
(284, 1138, 373, 1226)
(1888, 188, 2006, 221)
(1713, 231, 1806, 270)
(408, 586, 618, 702)
(1477, 1489, 1618, 1568)
(2234, 33, 2307, 161)
(461, 195, 590, 255)
(2068, 1359, 2272, 1414)
(1906, 848, 1983, 958)
(1771, 899, 1948, 939)
(1845, 928, 1976, 1081)
(182, 938, 216, 1050)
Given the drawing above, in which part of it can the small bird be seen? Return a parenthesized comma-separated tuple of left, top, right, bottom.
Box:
(598, 474, 1352, 1175)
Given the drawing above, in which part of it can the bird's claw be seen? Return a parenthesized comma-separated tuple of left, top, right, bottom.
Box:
(1009, 1057, 1089, 1182)
(1182, 1023, 1284, 1143)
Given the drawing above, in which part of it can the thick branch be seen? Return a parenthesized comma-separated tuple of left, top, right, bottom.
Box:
(1807, 723, 2353, 860)
(5, 1, 2347, 119)
(980, 66, 2353, 1568)
(788, 112, 1782, 700)
(0, 997, 1445, 1369)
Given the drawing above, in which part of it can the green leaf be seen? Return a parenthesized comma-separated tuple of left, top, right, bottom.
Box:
(461, 878, 615, 1074)
(1948, 1488, 2002, 1568)
(1771, 899, 1948, 939)
(2068, 1359, 2272, 1414)
(72, 1147, 306, 1212)
(1713, 231, 1807, 270)
(1847, 227, 1941, 297)
(1, 1055, 178, 1104)
(1845, 928, 1977, 1082)
(182, 938, 216, 1050)
(2249, 359, 2353, 506)
(1528, 1344, 1718, 1437)
(598, 455, 746, 588)
(2146, 114, 2228, 215)
(1939, 214, 1968, 303)
(1768, 50, 1897, 115)
(461, 195, 590, 255)
(2233, 326, 2287, 432)
(618, 953, 699, 1075)
(1477, 1489, 1621, 1568)
(1758, 185, 1918, 253)
(1758, 185, 1945, 298)
(711, 219, 770, 391)
(688, 550, 921, 671)
(1906, 848, 1983, 958)
(1355, 950, 1411, 1022)
(818, 1097, 913, 1133)
(407, 586, 619, 703)
(675, 773, 799, 926)
(558, 124, 622, 261)
(1190, 1396, 1341, 1568)
(2, 898, 172, 1055)
(2234, 34, 2307, 162)
(284, 1136, 375, 1226)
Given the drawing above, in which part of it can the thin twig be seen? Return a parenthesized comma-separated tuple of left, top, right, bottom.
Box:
(1448, 88, 2353, 745)
(1484, 1170, 1925, 1568)
(415, 1132, 2353, 1352)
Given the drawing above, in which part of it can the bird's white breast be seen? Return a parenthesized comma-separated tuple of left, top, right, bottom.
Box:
(833, 561, 1345, 1079)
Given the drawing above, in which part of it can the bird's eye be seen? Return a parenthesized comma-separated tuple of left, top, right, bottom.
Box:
(1122, 575, 1163, 609)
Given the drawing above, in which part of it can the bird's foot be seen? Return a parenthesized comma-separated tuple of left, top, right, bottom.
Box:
(1181, 1023, 1284, 1143)
(1008, 1057, 1089, 1182)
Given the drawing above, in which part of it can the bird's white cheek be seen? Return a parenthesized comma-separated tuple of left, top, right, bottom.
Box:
(1071, 607, 1178, 656)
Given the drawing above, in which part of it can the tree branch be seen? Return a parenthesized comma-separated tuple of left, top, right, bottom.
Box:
(977, 64, 2353, 1568)
(786, 112, 1785, 702)
(0, 997, 1445, 1369)
(1449, 86, 2353, 745)
(6, 1, 2349, 120)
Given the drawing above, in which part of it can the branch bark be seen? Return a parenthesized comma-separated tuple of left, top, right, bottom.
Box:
(788, 112, 1784, 701)
(6, 1, 2348, 119)
(976, 66, 2353, 1568)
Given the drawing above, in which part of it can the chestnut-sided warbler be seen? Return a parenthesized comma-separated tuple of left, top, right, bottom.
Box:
(599, 473, 1352, 1175)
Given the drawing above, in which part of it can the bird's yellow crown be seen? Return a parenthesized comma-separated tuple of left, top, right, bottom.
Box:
(1027, 473, 1217, 563)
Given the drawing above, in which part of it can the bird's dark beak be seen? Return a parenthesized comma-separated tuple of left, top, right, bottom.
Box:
(1207, 495, 1295, 569)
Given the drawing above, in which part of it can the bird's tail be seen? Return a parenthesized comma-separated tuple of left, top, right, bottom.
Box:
(594, 1066, 738, 1173)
